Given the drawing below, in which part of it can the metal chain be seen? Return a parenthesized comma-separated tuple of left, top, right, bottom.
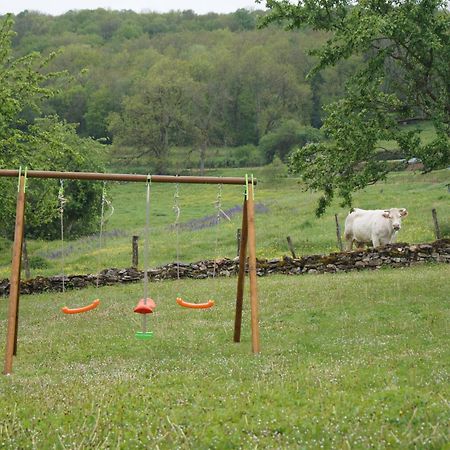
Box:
(173, 182, 181, 281)
(142, 176, 151, 333)
(143, 177, 151, 303)
(213, 184, 223, 279)
(97, 182, 115, 288)
(96, 182, 107, 289)
(58, 180, 66, 293)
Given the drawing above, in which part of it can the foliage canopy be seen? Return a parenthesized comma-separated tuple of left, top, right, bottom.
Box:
(260, 0, 449, 214)
(5, 9, 356, 172)
(0, 15, 105, 239)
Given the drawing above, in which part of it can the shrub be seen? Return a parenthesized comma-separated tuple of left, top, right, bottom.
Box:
(259, 156, 289, 184)
(232, 145, 263, 167)
(28, 256, 49, 270)
(259, 119, 324, 163)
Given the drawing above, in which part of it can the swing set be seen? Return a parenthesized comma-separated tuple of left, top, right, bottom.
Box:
(134, 177, 233, 338)
(0, 169, 259, 375)
(57, 179, 107, 315)
(171, 180, 223, 310)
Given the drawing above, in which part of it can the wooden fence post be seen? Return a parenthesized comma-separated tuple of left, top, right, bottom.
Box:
(335, 214, 343, 251)
(22, 239, 31, 280)
(432, 209, 441, 240)
(236, 228, 241, 256)
(286, 236, 297, 259)
(132, 236, 139, 268)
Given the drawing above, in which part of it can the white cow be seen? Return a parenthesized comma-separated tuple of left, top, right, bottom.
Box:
(344, 208, 408, 250)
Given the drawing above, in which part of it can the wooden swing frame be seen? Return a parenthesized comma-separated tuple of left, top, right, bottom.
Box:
(0, 169, 260, 375)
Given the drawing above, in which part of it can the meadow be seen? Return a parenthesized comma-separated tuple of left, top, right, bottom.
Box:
(0, 264, 448, 448)
(0, 167, 448, 448)
(0, 168, 448, 280)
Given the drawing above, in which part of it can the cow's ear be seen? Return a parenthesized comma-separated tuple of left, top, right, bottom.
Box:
(400, 208, 408, 217)
(382, 210, 390, 218)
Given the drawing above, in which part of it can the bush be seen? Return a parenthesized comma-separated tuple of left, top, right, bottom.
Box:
(259, 119, 324, 164)
(376, 150, 406, 161)
(259, 156, 289, 184)
(29, 256, 49, 270)
(232, 145, 263, 167)
(0, 237, 8, 253)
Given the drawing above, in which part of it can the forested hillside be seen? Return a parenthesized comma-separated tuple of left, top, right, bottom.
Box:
(5, 8, 358, 171)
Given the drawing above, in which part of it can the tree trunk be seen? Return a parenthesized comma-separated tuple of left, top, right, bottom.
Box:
(199, 142, 207, 176)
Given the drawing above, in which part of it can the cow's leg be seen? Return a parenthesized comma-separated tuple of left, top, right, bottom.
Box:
(344, 236, 353, 251)
(371, 235, 381, 247)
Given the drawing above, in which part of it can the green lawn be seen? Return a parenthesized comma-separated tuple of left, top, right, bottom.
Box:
(0, 264, 448, 448)
(378, 120, 438, 152)
(0, 168, 448, 279)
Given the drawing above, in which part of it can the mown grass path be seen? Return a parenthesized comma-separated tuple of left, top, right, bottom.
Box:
(0, 264, 448, 448)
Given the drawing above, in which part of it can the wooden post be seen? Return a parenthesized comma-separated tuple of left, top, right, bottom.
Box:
(432, 208, 441, 240)
(234, 204, 248, 342)
(4, 175, 26, 375)
(286, 236, 297, 259)
(335, 214, 343, 251)
(236, 228, 241, 256)
(246, 183, 260, 353)
(132, 235, 139, 268)
(22, 239, 31, 280)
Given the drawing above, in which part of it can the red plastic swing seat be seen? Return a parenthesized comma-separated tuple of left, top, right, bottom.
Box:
(176, 297, 215, 309)
(134, 298, 156, 314)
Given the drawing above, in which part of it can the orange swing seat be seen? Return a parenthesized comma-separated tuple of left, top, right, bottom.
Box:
(134, 298, 156, 314)
(176, 297, 215, 309)
(62, 299, 100, 314)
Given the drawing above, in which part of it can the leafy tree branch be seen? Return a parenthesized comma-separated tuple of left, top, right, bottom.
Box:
(260, 0, 449, 215)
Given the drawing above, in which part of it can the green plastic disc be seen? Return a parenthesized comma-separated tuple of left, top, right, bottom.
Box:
(135, 331, 153, 340)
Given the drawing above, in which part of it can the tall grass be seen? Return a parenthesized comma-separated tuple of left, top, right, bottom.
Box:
(0, 264, 448, 448)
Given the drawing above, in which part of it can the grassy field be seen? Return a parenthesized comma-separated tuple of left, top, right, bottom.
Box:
(0, 168, 448, 280)
(0, 264, 448, 448)
(377, 121, 438, 152)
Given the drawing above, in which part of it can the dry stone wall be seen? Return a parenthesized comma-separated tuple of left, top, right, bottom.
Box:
(1, 240, 448, 297)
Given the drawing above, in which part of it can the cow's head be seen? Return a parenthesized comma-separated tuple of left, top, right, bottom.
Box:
(382, 208, 408, 231)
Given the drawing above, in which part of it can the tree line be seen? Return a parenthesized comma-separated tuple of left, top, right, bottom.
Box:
(5, 8, 357, 172)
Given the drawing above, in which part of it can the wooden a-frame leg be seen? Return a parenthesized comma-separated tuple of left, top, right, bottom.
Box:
(234, 196, 248, 343)
(4, 175, 26, 375)
(247, 183, 260, 353)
